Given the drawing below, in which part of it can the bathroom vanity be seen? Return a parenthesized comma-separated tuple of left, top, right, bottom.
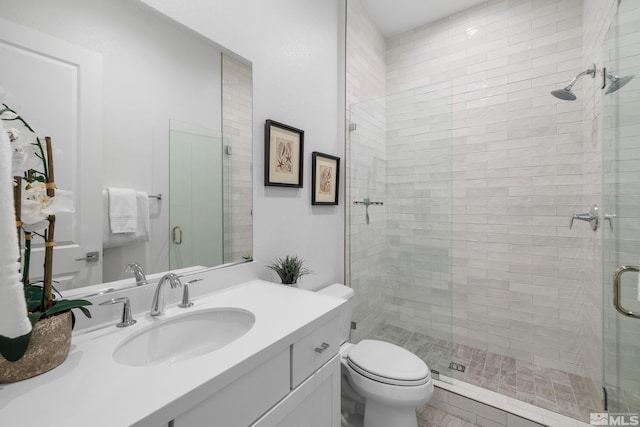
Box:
(0, 279, 346, 427)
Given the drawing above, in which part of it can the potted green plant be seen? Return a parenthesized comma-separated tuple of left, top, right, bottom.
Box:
(266, 255, 313, 286)
(0, 103, 91, 383)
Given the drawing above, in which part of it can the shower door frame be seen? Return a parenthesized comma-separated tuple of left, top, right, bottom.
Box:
(601, 0, 640, 414)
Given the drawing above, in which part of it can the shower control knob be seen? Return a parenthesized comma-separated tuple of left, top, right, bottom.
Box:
(569, 204, 599, 231)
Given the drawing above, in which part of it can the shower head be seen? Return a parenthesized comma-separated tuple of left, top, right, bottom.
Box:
(551, 63, 597, 101)
(604, 73, 635, 95)
(551, 87, 577, 101)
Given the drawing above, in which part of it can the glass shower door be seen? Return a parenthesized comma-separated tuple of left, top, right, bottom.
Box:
(347, 83, 454, 379)
(602, 0, 640, 414)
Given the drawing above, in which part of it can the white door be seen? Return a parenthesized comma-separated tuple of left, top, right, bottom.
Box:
(0, 18, 103, 290)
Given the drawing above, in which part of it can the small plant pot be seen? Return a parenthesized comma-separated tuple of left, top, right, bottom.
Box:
(0, 311, 72, 383)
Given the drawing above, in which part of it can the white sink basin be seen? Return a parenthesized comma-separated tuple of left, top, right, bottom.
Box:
(113, 308, 255, 367)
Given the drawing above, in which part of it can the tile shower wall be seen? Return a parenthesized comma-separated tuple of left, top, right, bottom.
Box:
(383, 82, 453, 341)
(384, 0, 596, 376)
(221, 54, 253, 262)
(346, 0, 388, 341)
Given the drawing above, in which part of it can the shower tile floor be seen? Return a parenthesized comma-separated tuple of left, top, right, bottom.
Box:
(370, 324, 602, 424)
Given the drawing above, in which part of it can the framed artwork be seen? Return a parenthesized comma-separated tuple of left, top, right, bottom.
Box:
(264, 119, 304, 187)
(311, 152, 340, 205)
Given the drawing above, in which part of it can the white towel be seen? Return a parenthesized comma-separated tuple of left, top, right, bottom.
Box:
(0, 121, 32, 339)
(108, 187, 137, 233)
(103, 190, 150, 248)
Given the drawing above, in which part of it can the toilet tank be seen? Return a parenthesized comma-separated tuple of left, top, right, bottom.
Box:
(317, 283, 354, 345)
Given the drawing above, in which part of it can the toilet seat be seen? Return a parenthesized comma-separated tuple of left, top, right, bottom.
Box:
(346, 339, 431, 386)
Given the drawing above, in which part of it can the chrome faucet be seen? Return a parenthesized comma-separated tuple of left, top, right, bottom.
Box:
(124, 263, 147, 286)
(150, 273, 182, 316)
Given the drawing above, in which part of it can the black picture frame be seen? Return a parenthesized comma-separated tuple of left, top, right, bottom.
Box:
(311, 151, 340, 205)
(264, 120, 304, 188)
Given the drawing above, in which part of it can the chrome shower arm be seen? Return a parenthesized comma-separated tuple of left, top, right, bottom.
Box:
(564, 63, 596, 89)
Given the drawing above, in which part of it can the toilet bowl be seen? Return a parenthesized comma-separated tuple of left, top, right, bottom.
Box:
(317, 284, 433, 427)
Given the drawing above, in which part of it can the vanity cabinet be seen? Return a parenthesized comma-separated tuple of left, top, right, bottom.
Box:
(171, 315, 342, 427)
(254, 315, 341, 427)
(253, 356, 340, 427)
(0, 280, 347, 427)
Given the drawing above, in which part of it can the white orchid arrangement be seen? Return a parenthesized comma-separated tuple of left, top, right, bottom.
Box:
(2, 104, 74, 236)
(0, 103, 90, 365)
(1, 103, 74, 289)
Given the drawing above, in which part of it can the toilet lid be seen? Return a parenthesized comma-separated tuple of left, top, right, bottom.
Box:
(347, 339, 430, 386)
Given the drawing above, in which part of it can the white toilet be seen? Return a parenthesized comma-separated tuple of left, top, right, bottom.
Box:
(318, 284, 433, 427)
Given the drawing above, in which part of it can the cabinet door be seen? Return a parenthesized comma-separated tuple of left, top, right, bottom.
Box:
(253, 355, 340, 427)
(173, 349, 289, 427)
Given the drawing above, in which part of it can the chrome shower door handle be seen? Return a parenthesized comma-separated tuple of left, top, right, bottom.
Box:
(613, 265, 640, 319)
(172, 226, 183, 244)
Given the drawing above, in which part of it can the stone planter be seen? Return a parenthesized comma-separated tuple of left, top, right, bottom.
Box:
(0, 311, 72, 383)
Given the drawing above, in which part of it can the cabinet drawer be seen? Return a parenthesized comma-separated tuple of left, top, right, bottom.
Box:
(291, 316, 340, 388)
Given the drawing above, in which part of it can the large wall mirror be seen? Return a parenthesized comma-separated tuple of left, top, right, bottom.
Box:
(0, 0, 253, 291)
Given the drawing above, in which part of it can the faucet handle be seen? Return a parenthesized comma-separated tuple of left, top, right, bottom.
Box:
(569, 204, 599, 231)
(165, 273, 183, 289)
(178, 278, 202, 308)
(99, 297, 136, 327)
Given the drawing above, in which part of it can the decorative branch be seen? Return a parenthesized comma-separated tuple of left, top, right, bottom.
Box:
(13, 176, 23, 284)
(42, 137, 55, 312)
(13, 176, 21, 250)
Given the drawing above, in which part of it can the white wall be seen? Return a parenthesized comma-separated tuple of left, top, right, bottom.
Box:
(142, 0, 347, 289)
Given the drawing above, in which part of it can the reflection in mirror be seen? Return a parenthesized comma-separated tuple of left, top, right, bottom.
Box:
(221, 53, 253, 265)
(169, 120, 225, 269)
(0, 0, 252, 292)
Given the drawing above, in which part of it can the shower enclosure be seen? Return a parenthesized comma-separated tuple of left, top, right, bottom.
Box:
(346, 0, 639, 422)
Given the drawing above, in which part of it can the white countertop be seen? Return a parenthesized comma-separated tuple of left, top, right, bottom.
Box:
(0, 280, 346, 427)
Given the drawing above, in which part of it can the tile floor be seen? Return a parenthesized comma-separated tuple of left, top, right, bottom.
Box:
(417, 405, 480, 427)
(370, 323, 603, 423)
